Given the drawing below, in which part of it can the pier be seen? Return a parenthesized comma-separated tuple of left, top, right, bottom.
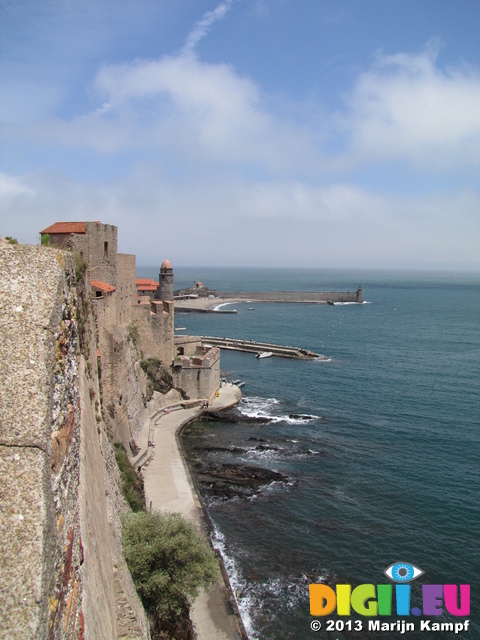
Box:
(200, 336, 327, 360)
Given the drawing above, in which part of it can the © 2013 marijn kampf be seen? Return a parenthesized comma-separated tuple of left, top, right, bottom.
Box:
(309, 561, 470, 635)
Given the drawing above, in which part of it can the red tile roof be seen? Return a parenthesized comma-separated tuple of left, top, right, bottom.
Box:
(137, 285, 158, 291)
(90, 280, 116, 293)
(40, 222, 87, 235)
(136, 279, 159, 286)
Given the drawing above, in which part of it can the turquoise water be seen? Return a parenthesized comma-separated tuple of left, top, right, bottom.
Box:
(140, 267, 480, 639)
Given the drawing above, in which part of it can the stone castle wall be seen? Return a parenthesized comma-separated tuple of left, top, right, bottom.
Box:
(83, 222, 118, 287)
(172, 346, 221, 401)
(0, 244, 149, 639)
(116, 253, 136, 326)
(131, 300, 174, 367)
(0, 244, 80, 638)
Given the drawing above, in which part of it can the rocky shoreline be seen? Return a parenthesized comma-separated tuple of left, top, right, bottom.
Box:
(191, 460, 289, 500)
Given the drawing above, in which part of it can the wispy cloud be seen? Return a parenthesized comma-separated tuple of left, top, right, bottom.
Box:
(182, 1, 234, 54)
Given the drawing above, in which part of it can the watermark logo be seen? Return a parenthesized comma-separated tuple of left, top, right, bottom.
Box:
(309, 562, 470, 620)
(384, 561, 424, 583)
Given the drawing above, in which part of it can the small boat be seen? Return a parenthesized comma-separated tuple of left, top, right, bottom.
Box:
(175, 326, 187, 331)
(256, 351, 273, 359)
(247, 307, 254, 310)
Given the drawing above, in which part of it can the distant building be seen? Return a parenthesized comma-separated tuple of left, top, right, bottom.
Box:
(135, 278, 159, 297)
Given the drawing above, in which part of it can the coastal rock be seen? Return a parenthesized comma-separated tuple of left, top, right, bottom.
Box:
(193, 446, 247, 454)
(199, 411, 272, 425)
(193, 462, 288, 499)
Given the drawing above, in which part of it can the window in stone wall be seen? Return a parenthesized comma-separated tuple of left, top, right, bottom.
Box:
(104, 241, 109, 257)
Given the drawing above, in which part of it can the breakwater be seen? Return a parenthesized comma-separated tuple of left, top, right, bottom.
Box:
(216, 287, 363, 304)
(200, 336, 326, 360)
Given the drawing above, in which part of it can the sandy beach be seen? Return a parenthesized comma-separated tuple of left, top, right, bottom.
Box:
(135, 384, 246, 640)
(175, 296, 245, 312)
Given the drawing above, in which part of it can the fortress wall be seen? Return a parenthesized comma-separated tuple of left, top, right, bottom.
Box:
(0, 245, 82, 638)
(172, 348, 220, 401)
(0, 244, 149, 639)
(174, 335, 204, 357)
(55, 223, 118, 288)
(78, 357, 150, 640)
(131, 300, 174, 367)
(84, 222, 118, 288)
(116, 253, 136, 326)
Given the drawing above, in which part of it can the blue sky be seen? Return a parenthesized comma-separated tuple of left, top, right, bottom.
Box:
(1, 0, 479, 269)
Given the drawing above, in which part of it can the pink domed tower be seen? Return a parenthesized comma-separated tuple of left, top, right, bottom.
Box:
(155, 259, 174, 301)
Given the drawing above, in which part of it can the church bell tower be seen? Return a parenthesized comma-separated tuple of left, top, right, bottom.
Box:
(155, 259, 174, 301)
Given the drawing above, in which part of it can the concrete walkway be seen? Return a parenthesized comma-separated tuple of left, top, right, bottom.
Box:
(137, 384, 246, 640)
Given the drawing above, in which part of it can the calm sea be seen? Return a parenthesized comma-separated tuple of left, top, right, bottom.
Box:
(139, 267, 480, 640)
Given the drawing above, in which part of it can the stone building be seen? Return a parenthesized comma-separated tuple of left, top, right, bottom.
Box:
(40, 221, 220, 404)
(135, 278, 159, 297)
(40, 221, 135, 327)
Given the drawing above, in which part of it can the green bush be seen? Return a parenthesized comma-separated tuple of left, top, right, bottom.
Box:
(127, 323, 140, 345)
(122, 511, 218, 628)
(114, 444, 145, 512)
(74, 251, 88, 282)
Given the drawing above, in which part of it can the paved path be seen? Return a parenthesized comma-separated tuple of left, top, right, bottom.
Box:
(137, 385, 245, 640)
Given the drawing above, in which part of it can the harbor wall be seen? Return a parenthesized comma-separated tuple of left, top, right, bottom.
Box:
(217, 288, 363, 304)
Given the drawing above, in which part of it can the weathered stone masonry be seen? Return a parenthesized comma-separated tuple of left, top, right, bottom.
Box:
(0, 243, 150, 639)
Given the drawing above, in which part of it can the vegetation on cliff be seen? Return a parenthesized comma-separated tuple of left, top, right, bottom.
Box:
(114, 443, 146, 512)
(122, 511, 218, 636)
(140, 357, 174, 401)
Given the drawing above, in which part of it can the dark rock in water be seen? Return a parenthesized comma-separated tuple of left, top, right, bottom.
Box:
(248, 437, 266, 442)
(200, 411, 272, 424)
(198, 411, 237, 423)
(255, 444, 280, 452)
(193, 446, 247, 454)
(288, 414, 315, 420)
(193, 462, 289, 499)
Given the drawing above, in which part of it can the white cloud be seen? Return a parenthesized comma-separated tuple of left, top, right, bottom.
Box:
(345, 43, 480, 168)
(6, 40, 479, 177)
(1, 170, 478, 270)
(0, 173, 35, 198)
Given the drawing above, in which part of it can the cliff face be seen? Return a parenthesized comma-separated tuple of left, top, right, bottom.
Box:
(0, 244, 149, 640)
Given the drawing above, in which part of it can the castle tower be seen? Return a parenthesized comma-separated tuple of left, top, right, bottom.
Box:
(155, 259, 174, 301)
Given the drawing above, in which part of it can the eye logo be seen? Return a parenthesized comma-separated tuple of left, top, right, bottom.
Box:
(384, 562, 424, 583)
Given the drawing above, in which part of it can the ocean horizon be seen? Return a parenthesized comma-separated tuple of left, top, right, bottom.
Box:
(139, 266, 480, 640)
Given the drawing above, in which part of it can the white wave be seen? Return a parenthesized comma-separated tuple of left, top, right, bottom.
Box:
(239, 396, 321, 424)
(238, 396, 280, 419)
(210, 521, 259, 639)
